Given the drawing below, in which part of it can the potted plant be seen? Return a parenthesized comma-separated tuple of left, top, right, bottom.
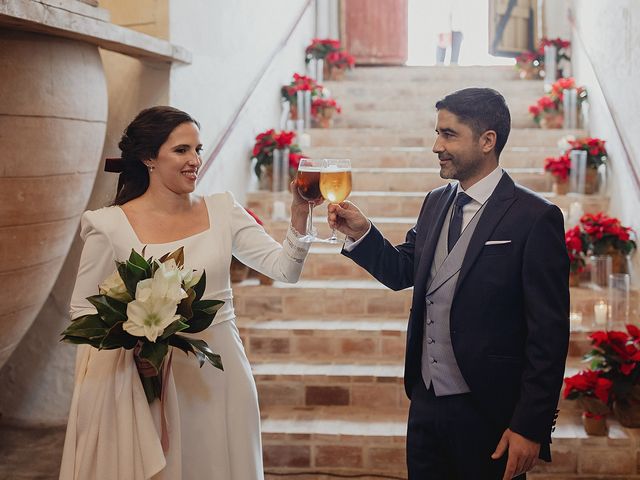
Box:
(544, 153, 571, 194)
(565, 225, 587, 287)
(585, 326, 640, 427)
(537, 37, 571, 78)
(324, 50, 355, 80)
(563, 369, 612, 435)
(528, 95, 563, 129)
(251, 129, 306, 189)
(281, 73, 324, 120)
(311, 97, 342, 128)
(580, 213, 636, 274)
(515, 51, 542, 80)
(305, 38, 341, 64)
(564, 137, 607, 194)
(305, 38, 355, 81)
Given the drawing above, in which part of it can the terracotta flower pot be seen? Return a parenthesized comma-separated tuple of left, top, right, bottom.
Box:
(583, 167, 600, 195)
(327, 65, 346, 81)
(518, 64, 541, 80)
(313, 107, 335, 128)
(569, 271, 581, 287)
(582, 413, 607, 436)
(258, 165, 273, 190)
(289, 103, 299, 121)
(552, 177, 569, 195)
(540, 112, 564, 129)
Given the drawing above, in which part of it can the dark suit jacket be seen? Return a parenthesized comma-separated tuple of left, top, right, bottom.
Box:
(343, 173, 570, 461)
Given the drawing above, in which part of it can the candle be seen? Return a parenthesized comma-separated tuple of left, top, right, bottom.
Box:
(569, 312, 582, 331)
(594, 301, 608, 326)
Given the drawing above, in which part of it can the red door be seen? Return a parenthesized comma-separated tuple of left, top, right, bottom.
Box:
(341, 0, 408, 65)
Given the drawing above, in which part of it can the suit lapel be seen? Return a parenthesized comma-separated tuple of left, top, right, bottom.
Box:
(414, 183, 456, 292)
(454, 173, 517, 297)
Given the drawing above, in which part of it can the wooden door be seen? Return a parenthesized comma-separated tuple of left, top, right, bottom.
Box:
(341, 0, 408, 65)
(489, 0, 539, 56)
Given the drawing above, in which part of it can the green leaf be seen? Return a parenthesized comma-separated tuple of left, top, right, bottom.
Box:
(160, 319, 190, 340)
(61, 314, 109, 339)
(99, 322, 138, 350)
(138, 341, 169, 376)
(87, 295, 127, 326)
(192, 299, 224, 316)
(182, 310, 214, 334)
(168, 335, 223, 371)
(60, 335, 103, 349)
(128, 249, 151, 273)
(192, 270, 207, 301)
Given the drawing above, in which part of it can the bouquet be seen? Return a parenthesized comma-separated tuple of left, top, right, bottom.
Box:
(251, 129, 306, 180)
(62, 247, 224, 403)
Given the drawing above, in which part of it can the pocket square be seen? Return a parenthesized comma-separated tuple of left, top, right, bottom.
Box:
(484, 240, 512, 245)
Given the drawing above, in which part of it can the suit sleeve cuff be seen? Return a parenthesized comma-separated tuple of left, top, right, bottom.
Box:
(343, 222, 372, 252)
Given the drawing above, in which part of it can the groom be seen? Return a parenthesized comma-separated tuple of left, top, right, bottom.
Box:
(328, 88, 569, 479)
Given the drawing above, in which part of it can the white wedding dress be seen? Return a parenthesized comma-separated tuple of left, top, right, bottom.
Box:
(59, 192, 310, 480)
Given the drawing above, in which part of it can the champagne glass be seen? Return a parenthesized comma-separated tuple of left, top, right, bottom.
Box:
(319, 158, 352, 243)
(295, 158, 324, 243)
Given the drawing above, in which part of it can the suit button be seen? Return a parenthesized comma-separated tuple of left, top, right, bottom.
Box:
(427, 337, 434, 344)
(426, 299, 433, 305)
(426, 318, 433, 325)
(429, 356, 436, 364)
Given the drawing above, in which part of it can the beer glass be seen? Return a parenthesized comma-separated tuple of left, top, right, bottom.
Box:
(295, 158, 323, 242)
(320, 158, 352, 243)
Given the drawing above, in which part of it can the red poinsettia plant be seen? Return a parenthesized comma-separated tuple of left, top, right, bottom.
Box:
(565, 225, 588, 274)
(549, 77, 587, 104)
(515, 37, 570, 78)
(580, 213, 637, 256)
(280, 73, 324, 104)
(528, 95, 560, 125)
(515, 51, 541, 71)
(305, 38, 342, 63)
(544, 153, 571, 181)
(585, 326, 640, 405)
(251, 129, 306, 179)
(538, 37, 571, 64)
(566, 137, 607, 170)
(563, 369, 612, 417)
(311, 97, 342, 117)
(325, 50, 355, 70)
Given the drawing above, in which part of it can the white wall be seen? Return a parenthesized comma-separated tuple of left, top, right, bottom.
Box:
(168, 0, 316, 201)
(571, 0, 640, 279)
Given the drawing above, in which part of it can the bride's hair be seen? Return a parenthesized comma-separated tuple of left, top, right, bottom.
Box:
(112, 106, 200, 205)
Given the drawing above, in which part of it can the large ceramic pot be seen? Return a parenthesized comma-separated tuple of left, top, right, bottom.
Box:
(0, 31, 107, 368)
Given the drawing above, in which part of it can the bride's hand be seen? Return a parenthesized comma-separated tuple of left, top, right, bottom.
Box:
(289, 180, 323, 234)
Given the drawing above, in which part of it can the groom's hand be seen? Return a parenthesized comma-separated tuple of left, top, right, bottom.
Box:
(491, 428, 540, 479)
(327, 201, 370, 241)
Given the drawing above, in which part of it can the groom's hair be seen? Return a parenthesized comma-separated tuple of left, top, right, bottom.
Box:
(435, 88, 511, 157)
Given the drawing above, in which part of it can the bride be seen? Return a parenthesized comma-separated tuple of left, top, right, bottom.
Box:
(59, 106, 317, 479)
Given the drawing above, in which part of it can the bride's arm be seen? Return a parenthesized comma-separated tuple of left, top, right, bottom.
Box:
(228, 192, 311, 283)
(69, 210, 117, 320)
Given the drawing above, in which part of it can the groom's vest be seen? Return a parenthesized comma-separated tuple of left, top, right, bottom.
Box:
(421, 200, 487, 395)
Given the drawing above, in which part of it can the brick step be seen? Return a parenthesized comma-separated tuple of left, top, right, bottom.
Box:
(309, 128, 586, 148)
(261, 406, 640, 478)
(336, 65, 520, 82)
(247, 191, 609, 222)
(231, 280, 639, 323)
(300, 145, 563, 169)
(349, 167, 547, 192)
(238, 318, 596, 366)
(333, 109, 536, 129)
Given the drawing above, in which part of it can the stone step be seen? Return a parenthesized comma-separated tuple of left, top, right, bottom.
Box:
(238, 318, 597, 366)
(309, 128, 586, 148)
(231, 280, 638, 322)
(260, 405, 640, 478)
(349, 167, 547, 192)
(300, 145, 563, 169)
(333, 108, 536, 129)
(247, 191, 609, 222)
(339, 65, 520, 82)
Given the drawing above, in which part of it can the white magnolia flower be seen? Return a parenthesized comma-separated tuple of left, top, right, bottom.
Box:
(137, 260, 188, 304)
(98, 270, 131, 302)
(182, 269, 203, 290)
(123, 296, 180, 342)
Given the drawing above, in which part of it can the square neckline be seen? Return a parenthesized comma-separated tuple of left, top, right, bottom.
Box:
(115, 195, 213, 246)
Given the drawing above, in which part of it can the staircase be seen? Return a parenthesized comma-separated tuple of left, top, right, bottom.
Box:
(240, 66, 640, 479)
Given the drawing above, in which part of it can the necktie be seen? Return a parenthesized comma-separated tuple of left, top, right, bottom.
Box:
(447, 192, 473, 252)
